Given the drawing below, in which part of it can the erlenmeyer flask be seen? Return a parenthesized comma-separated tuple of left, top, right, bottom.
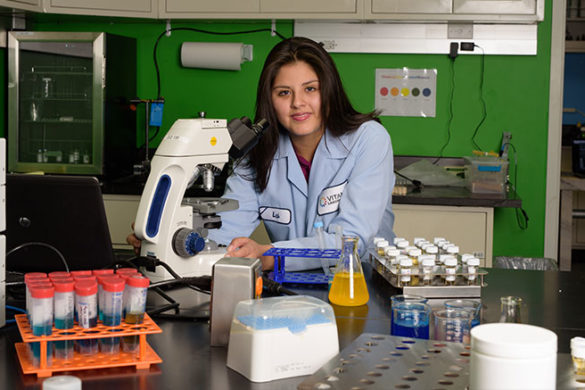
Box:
(328, 235, 369, 306)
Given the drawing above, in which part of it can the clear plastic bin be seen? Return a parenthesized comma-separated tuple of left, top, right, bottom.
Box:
(494, 257, 558, 271)
(464, 156, 508, 194)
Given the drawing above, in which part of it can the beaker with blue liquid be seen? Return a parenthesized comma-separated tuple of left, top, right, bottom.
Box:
(391, 302, 431, 339)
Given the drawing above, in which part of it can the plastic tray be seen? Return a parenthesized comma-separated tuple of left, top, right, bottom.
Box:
(263, 248, 341, 285)
(14, 313, 162, 378)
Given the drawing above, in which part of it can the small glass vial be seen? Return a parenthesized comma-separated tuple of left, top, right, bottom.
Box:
(421, 256, 435, 285)
(425, 245, 438, 257)
(461, 253, 474, 266)
(385, 248, 400, 273)
(376, 239, 389, 256)
(408, 248, 422, 266)
(443, 256, 458, 285)
(413, 237, 426, 246)
(393, 237, 406, 245)
(396, 240, 409, 254)
(399, 257, 413, 286)
(466, 257, 480, 284)
(571, 337, 585, 375)
(447, 245, 459, 258)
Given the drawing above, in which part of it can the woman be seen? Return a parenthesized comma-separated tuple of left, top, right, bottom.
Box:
(207, 37, 395, 270)
(129, 37, 395, 271)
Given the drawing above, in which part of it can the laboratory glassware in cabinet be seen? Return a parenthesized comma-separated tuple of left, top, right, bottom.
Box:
(7, 31, 136, 178)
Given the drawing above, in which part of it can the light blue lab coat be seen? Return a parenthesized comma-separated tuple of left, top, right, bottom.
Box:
(207, 120, 395, 270)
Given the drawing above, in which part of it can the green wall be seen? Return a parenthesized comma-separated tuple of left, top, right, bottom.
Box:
(8, 3, 552, 259)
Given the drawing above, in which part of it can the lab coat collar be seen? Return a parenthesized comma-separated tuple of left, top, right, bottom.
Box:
(275, 128, 351, 197)
(274, 128, 350, 160)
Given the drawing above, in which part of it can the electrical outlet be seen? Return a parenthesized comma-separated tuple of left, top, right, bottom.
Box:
(448, 23, 473, 39)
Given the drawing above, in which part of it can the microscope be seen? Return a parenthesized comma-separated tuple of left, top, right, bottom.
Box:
(133, 116, 267, 282)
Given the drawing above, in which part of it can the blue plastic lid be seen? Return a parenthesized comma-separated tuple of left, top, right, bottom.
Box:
(314, 221, 323, 228)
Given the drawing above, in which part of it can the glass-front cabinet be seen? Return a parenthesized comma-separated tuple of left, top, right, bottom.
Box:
(8, 32, 136, 177)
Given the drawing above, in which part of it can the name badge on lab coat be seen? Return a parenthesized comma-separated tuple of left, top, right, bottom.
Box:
(259, 206, 291, 224)
(318, 181, 346, 215)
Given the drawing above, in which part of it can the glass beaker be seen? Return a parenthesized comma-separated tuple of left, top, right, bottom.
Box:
(433, 308, 473, 343)
(328, 235, 369, 306)
(391, 302, 431, 339)
(499, 296, 523, 323)
(444, 299, 482, 328)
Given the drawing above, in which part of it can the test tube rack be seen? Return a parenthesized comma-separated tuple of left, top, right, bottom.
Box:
(265, 247, 341, 285)
(14, 313, 162, 378)
(367, 250, 487, 298)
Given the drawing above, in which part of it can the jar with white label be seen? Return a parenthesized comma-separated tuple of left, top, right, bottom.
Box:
(399, 257, 413, 286)
(384, 248, 400, 274)
(461, 253, 474, 266)
(443, 256, 457, 285)
(376, 240, 389, 256)
(467, 257, 480, 284)
(421, 256, 435, 285)
(396, 240, 409, 254)
(470, 323, 557, 389)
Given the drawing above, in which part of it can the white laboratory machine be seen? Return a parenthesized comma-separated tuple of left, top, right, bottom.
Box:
(133, 116, 267, 282)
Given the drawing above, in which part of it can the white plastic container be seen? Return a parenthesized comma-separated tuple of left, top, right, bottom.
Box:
(470, 323, 557, 389)
(226, 295, 338, 382)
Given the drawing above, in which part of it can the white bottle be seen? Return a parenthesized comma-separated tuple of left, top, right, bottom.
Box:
(385, 248, 400, 273)
(421, 256, 435, 285)
(399, 257, 413, 286)
(467, 257, 480, 284)
(443, 256, 458, 285)
(376, 240, 389, 256)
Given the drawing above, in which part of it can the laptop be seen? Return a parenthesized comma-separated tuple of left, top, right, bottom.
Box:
(6, 174, 115, 272)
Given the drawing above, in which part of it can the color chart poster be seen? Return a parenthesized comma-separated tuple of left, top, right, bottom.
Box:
(375, 68, 437, 117)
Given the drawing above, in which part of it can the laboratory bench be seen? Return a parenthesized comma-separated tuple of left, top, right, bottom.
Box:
(1, 264, 584, 389)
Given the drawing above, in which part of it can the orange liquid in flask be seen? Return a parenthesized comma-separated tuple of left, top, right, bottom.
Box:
(328, 272, 369, 306)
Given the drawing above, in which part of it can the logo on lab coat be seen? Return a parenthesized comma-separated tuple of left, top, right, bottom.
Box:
(318, 181, 346, 215)
(259, 206, 291, 224)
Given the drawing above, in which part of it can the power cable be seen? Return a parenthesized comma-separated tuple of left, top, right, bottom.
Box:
(470, 44, 487, 152)
(153, 25, 287, 99)
(6, 242, 69, 272)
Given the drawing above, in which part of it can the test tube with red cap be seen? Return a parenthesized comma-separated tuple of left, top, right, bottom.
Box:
(122, 275, 149, 353)
(48, 271, 70, 280)
(96, 274, 117, 321)
(29, 284, 54, 367)
(25, 274, 49, 320)
(70, 270, 92, 278)
(100, 277, 125, 353)
(75, 280, 98, 355)
(53, 279, 75, 360)
(92, 269, 114, 277)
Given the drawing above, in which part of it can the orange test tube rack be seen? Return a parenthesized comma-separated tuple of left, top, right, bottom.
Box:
(14, 313, 163, 378)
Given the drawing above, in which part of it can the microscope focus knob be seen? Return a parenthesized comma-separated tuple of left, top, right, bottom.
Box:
(173, 228, 206, 257)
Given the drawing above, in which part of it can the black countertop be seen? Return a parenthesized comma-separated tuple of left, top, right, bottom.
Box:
(392, 185, 522, 208)
(1, 265, 583, 389)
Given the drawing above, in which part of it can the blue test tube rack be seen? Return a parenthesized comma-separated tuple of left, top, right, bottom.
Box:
(263, 248, 341, 285)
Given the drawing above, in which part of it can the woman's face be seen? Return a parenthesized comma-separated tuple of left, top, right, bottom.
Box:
(271, 61, 324, 141)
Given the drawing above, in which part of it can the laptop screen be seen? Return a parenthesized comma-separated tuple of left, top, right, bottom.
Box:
(6, 174, 115, 272)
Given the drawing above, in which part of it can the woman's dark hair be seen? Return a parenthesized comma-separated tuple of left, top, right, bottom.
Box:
(247, 37, 379, 192)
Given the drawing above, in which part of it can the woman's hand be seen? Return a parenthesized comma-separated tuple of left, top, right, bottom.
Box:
(126, 223, 141, 255)
(226, 237, 274, 270)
